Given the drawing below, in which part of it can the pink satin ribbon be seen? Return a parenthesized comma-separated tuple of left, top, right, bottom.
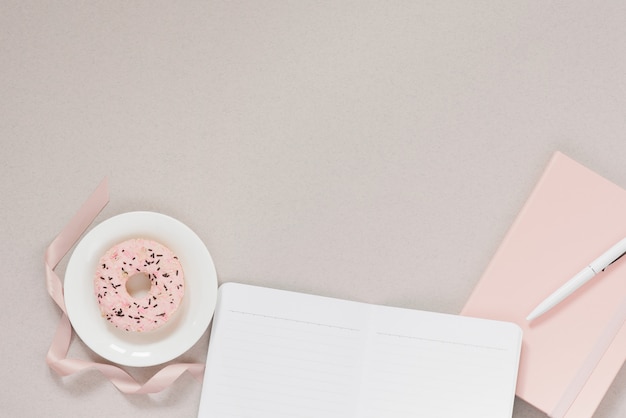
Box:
(45, 178, 205, 393)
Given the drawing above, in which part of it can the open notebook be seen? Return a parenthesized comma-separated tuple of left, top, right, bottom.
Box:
(197, 283, 522, 417)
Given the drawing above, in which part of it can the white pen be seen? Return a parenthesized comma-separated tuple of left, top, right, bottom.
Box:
(527, 237, 626, 321)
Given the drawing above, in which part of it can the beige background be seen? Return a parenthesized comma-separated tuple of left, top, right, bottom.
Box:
(2, 1, 626, 417)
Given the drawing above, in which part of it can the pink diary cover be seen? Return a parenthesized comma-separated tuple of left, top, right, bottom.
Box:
(462, 152, 626, 418)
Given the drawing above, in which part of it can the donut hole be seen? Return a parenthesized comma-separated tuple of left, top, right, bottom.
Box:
(126, 273, 152, 298)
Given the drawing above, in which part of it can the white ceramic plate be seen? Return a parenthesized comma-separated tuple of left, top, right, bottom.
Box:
(64, 211, 218, 367)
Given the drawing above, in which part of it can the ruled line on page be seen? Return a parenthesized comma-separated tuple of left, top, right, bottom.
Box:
(228, 309, 361, 331)
(375, 331, 510, 351)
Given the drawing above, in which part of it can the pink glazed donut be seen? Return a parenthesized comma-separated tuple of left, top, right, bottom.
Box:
(94, 238, 185, 332)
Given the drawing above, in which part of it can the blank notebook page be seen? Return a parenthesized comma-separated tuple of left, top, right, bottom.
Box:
(197, 283, 522, 418)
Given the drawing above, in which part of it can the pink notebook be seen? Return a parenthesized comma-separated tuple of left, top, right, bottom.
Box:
(462, 152, 626, 418)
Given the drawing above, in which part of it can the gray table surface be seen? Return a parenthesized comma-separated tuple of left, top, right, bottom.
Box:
(3, 1, 626, 417)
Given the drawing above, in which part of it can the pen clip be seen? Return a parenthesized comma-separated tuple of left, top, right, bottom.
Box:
(603, 250, 626, 271)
